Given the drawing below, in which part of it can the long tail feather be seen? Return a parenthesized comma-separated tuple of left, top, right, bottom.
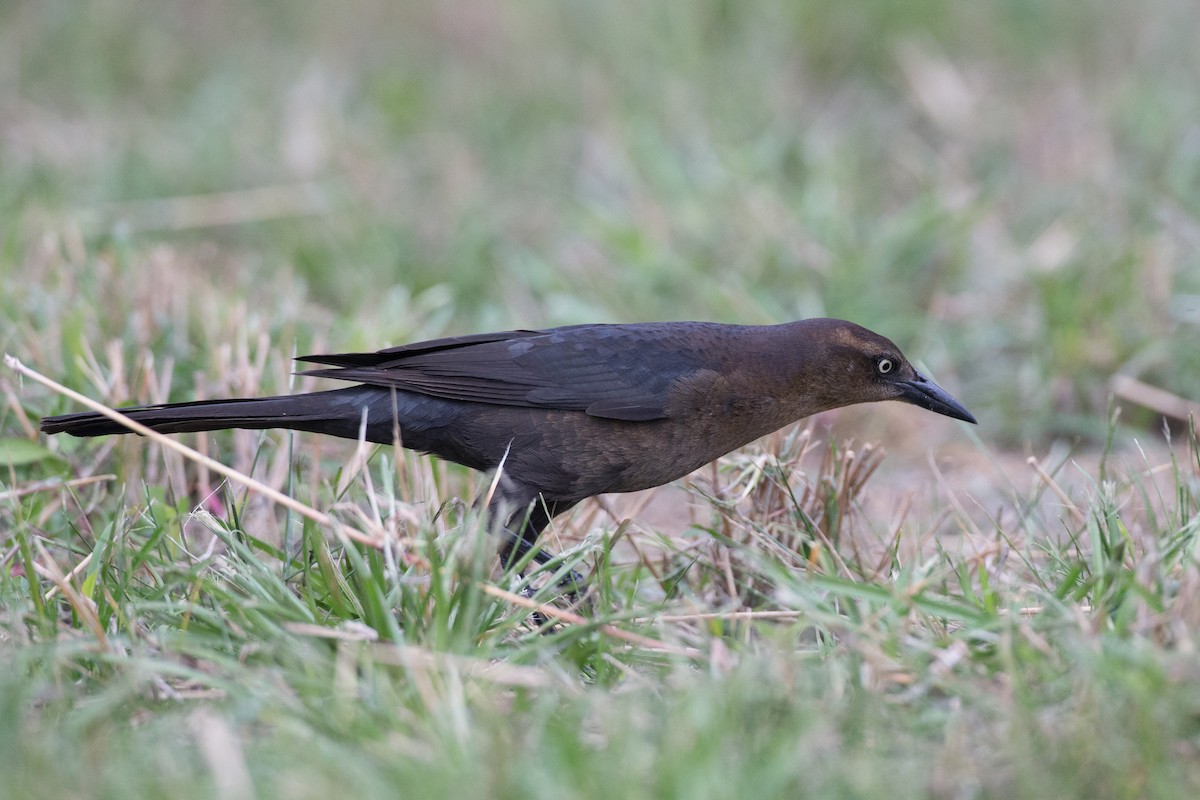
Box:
(39, 389, 371, 438)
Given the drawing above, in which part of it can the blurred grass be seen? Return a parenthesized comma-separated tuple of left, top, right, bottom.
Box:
(4, 1, 1200, 798)
(4, 0, 1199, 437)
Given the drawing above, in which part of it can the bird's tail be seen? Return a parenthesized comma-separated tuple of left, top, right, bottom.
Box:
(40, 388, 375, 439)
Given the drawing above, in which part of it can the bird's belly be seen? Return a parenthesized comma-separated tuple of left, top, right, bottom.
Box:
(548, 411, 788, 498)
(449, 402, 795, 503)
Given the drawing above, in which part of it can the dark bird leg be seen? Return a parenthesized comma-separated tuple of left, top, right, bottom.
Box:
(495, 498, 583, 583)
(487, 488, 587, 623)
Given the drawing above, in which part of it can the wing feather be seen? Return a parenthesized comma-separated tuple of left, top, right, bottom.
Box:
(296, 323, 720, 421)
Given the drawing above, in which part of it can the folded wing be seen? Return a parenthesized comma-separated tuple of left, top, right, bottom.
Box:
(297, 323, 711, 422)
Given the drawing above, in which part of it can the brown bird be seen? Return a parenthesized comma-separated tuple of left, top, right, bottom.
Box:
(40, 319, 975, 572)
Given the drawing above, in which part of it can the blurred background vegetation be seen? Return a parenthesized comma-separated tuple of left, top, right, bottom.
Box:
(4, 0, 1198, 443)
(4, 3, 1200, 798)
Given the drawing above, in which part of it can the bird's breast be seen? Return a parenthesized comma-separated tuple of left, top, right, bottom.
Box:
(553, 382, 797, 497)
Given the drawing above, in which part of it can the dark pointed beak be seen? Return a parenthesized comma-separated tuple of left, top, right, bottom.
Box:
(897, 372, 977, 424)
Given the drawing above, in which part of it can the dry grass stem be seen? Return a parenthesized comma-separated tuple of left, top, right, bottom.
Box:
(5, 354, 384, 548)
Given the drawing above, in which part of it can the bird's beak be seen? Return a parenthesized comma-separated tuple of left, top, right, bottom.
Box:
(896, 372, 977, 424)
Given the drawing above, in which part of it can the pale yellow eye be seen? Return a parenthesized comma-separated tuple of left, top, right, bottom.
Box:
(877, 357, 894, 375)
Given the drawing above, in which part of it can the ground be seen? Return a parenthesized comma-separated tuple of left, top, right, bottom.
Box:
(3, 3, 1200, 798)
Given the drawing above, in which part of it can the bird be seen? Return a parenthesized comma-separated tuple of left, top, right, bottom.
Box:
(40, 319, 975, 574)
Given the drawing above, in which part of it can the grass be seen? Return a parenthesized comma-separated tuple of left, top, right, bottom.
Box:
(4, 402, 1200, 798)
(3, 1, 1200, 798)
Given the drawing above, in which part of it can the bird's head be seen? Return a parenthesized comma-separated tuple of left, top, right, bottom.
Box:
(798, 319, 976, 424)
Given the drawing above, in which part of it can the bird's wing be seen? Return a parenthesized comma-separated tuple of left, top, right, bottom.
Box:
(297, 329, 545, 367)
(296, 324, 710, 421)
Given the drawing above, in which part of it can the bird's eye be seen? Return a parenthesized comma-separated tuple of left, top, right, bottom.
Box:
(876, 357, 894, 375)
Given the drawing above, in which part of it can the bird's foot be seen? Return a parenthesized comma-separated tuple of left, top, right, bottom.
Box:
(527, 550, 587, 596)
(507, 548, 592, 628)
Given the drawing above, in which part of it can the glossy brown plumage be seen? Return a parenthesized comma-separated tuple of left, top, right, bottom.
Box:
(40, 319, 975, 567)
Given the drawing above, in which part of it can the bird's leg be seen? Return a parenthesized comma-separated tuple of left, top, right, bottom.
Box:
(496, 497, 585, 594)
(496, 500, 591, 630)
(485, 478, 588, 620)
